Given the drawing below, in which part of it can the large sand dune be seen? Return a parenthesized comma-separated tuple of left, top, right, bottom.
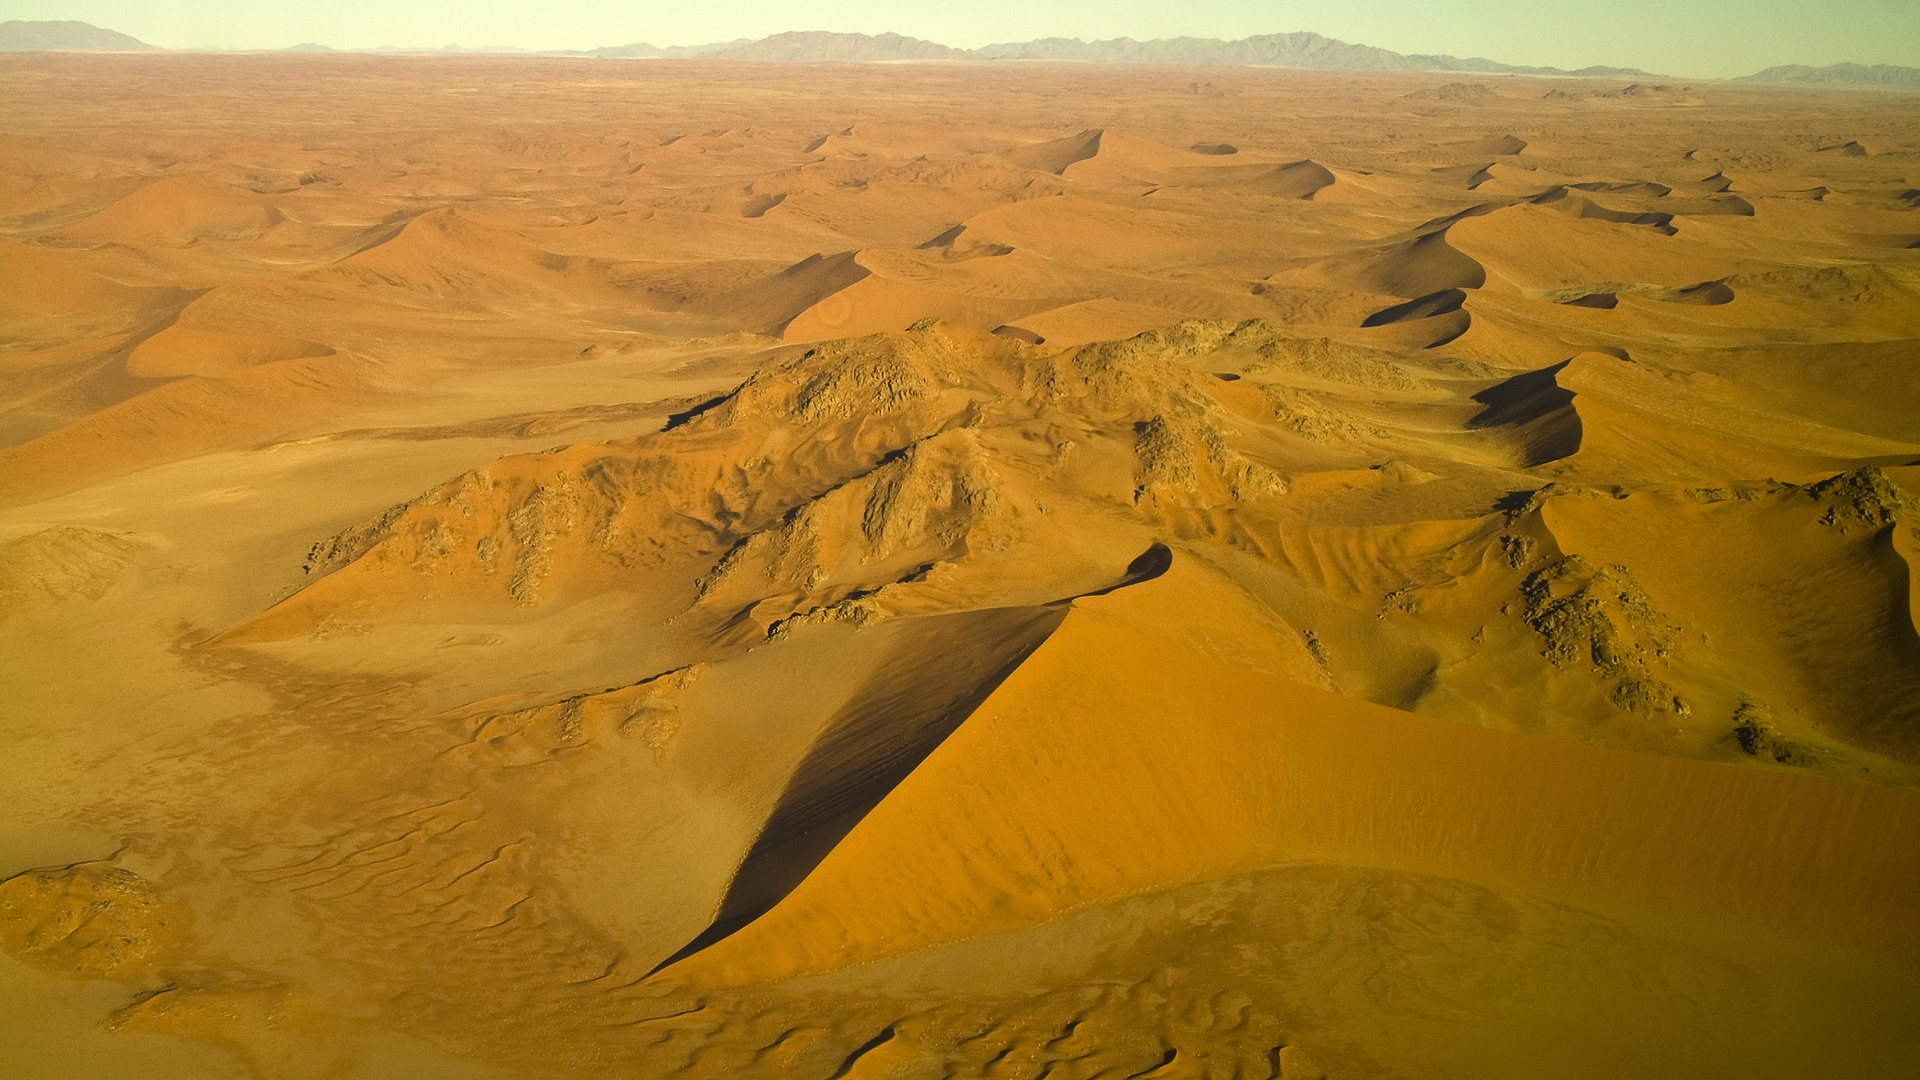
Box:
(1, 54, 1917, 1079)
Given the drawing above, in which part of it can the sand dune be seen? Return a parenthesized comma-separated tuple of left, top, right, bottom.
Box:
(1455, 133, 1528, 155)
(1166, 158, 1338, 199)
(0, 242, 168, 326)
(1005, 128, 1105, 174)
(1449, 200, 1739, 295)
(1001, 297, 1187, 345)
(2, 55, 1917, 1080)
(125, 323, 334, 378)
(1287, 225, 1488, 299)
(58, 173, 284, 246)
(1467, 359, 1582, 465)
(688, 250, 872, 335)
(661, 600, 1072, 965)
(675, 550, 1920, 986)
(1543, 475, 1920, 760)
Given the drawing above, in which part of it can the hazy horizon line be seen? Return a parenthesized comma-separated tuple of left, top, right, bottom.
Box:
(7, 18, 1919, 83)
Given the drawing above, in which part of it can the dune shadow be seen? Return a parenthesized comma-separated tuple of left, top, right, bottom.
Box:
(1470, 361, 1582, 466)
(1362, 288, 1466, 327)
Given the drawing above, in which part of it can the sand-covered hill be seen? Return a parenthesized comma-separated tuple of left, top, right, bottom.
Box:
(1, 53, 1917, 1080)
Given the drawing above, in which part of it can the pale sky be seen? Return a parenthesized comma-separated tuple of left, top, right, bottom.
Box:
(2, 0, 1915, 79)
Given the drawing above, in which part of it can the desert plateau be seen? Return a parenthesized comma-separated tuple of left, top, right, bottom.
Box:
(2, 44, 1919, 1079)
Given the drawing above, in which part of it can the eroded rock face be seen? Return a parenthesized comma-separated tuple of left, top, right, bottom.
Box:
(235, 314, 1920, 777)
(1521, 554, 1683, 716)
(1808, 465, 1919, 531)
(0, 864, 180, 980)
(0, 526, 148, 616)
(246, 321, 1298, 639)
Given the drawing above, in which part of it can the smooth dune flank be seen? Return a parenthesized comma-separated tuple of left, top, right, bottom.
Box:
(1, 53, 1918, 1080)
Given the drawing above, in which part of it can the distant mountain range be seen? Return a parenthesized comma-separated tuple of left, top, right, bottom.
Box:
(1738, 63, 1920, 88)
(971, 33, 1647, 75)
(584, 29, 1647, 75)
(0, 19, 156, 51)
(4, 19, 1916, 87)
(589, 32, 961, 62)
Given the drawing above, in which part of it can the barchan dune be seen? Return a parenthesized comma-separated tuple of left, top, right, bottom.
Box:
(1, 53, 1917, 1080)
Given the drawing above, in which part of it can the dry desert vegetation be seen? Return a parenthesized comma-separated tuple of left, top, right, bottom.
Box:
(1, 53, 1918, 1080)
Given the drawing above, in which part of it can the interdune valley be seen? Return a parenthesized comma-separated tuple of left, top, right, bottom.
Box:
(2, 52, 1919, 1079)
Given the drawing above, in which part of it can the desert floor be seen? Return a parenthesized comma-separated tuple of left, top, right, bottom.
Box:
(1, 53, 1918, 1079)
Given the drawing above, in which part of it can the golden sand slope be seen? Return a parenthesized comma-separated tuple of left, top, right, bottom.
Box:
(681, 553, 1920, 981)
(2, 55, 1918, 1079)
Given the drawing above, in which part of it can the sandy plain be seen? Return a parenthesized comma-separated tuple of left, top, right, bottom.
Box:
(0, 52, 1917, 1079)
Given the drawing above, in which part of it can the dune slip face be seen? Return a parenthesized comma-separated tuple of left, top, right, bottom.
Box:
(2, 53, 1918, 1080)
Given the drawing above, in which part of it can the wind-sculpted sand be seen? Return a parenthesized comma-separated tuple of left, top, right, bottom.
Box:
(1, 53, 1917, 1079)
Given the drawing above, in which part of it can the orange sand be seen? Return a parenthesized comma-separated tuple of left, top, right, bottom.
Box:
(1, 53, 1917, 1079)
